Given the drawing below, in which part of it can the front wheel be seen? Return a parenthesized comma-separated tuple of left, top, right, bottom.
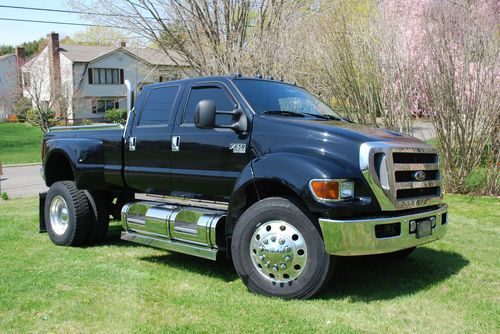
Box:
(231, 197, 335, 299)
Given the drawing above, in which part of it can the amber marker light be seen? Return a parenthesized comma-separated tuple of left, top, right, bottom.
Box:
(309, 180, 340, 201)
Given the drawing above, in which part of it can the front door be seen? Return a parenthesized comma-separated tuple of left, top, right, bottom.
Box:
(125, 84, 182, 194)
(170, 82, 250, 200)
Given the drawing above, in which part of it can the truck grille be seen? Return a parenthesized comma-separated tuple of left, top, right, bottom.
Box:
(360, 142, 442, 210)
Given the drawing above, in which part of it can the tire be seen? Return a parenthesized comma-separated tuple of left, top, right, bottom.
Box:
(85, 190, 111, 243)
(378, 247, 416, 260)
(45, 181, 90, 246)
(231, 197, 335, 299)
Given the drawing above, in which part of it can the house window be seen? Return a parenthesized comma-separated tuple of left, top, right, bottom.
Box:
(89, 68, 123, 85)
(92, 98, 120, 113)
(23, 72, 31, 87)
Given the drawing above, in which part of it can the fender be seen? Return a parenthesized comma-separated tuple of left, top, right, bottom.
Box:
(44, 137, 106, 189)
(227, 152, 369, 237)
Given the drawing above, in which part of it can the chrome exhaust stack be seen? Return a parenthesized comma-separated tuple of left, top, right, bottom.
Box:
(125, 79, 134, 113)
(123, 80, 135, 139)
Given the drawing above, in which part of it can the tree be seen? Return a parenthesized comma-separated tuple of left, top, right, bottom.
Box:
(0, 38, 47, 57)
(70, 26, 130, 46)
(22, 55, 72, 131)
(71, 0, 307, 75)
(421, 0, 499, 194)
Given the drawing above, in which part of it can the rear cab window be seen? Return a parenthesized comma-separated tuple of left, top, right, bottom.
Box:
(139, 85, 180, 126)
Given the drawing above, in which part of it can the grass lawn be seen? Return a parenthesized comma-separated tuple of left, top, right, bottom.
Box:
(0, 195, 498, 333)
(0, 123, 43, 165)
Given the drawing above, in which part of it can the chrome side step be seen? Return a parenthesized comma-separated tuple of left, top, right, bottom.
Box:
(121, 201, 226, 261)
(121, 231, 218, 260)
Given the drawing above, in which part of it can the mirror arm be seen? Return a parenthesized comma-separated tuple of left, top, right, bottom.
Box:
(215, 108, 247, 133)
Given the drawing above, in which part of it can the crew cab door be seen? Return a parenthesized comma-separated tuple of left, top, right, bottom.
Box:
(170, 82, 250, 199)
(124, 84, 182, 193)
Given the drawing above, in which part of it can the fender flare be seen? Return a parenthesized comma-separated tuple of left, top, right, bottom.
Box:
(226, 152, 353, 236)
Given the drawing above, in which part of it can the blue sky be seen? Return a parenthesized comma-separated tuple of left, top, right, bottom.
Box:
(0, 0, 91, 45)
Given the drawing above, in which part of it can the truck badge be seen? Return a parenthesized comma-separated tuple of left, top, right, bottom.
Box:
(229, 143, 246, 154)
(413, 170, 427, 181)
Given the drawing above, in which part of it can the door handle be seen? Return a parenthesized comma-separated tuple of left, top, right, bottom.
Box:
(129, 136, 136, 151)
(172, 136, 180, 152)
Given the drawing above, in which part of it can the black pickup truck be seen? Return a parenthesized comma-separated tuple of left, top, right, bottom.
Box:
(40, 75, 448, 299)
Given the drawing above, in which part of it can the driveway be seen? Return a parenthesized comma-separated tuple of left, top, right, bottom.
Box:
(0, 164, 47, 199)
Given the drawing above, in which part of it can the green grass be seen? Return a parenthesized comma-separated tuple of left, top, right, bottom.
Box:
(0, 195, 498, 333)
(0, 123, 43, 165)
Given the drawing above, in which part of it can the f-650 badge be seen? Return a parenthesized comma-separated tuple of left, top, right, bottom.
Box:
(229, 143, 246, 154)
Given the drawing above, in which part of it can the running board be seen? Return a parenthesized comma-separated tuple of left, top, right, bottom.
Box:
(121, 231, 218, 260)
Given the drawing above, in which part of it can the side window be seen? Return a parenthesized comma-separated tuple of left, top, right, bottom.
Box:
(139, 86, 180, 126)
(183, 86, 235, 124)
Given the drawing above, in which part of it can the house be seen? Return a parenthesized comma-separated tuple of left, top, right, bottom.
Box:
(21, 32, 189, 123)
(0, 48, 24, 120)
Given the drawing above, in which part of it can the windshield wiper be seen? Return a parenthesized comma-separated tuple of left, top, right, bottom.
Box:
(263, 110, 346, 122)
(301, 113, 344, 121)
(263, 110, 306, 117)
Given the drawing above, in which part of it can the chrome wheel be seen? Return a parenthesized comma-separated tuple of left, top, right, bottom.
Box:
(250, 220, 307, 283)
(49, 195, 69, 236)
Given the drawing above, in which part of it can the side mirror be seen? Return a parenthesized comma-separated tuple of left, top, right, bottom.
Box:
(195, 99, 248, 133)
(194, 100, 216, 129)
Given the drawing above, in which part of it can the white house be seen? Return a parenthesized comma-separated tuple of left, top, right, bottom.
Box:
(0, 50, 22, 119)
(22, 32, 189, 123)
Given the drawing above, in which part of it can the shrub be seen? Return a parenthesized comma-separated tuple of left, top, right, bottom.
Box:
(1, 192, 9, 201)
(104, 109, 127, 124)
(13, 97, 32, 123)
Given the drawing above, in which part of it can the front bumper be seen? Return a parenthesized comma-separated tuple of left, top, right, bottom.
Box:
(319, 204, 448, 256)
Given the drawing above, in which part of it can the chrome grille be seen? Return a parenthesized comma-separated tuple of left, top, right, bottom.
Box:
(360, 142, 442, 210)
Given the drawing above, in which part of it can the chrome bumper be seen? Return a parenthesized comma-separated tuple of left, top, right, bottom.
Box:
(319, 204, 448, 256)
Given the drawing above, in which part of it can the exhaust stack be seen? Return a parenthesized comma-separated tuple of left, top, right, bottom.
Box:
(125, 80, 134, 113)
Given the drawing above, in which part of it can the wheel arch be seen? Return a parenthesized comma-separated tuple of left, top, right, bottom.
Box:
(44, 150, 75, 186)
(226, 153, 333, 242)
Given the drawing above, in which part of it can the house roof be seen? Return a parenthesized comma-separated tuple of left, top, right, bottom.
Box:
(0, 53, 16, 62)
(58, 44, 188, 66)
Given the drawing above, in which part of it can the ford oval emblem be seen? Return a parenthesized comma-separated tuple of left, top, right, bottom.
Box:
(413, 171, 427, 181)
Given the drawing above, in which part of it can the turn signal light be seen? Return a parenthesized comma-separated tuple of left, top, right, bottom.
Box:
(310, 180, 339, 200)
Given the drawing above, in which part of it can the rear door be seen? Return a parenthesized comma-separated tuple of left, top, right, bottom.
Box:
(169, 81, 251, 199)
(124, 84, 182, 194)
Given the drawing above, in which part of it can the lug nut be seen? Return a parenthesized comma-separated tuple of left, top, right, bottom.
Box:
(284, 246, 291, 252)
(279, 238, 285, 245)
(285, 256, 291, 262)
(280, 263, 287, 269)
(271, 236, 276, 242)
(259, 255, 265, 261)
(264, 262, 270, 268)
(273, 265, 279, 272)
(263, 239, 268, 245)
(260, 245, 265, 251)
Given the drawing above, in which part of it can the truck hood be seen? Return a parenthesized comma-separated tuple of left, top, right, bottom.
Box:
(251, 116, 427, 172)
(254, 115, 423, 145)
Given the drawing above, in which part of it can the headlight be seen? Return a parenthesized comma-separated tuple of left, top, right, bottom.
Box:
(309, 179, 354, 201)
(339, 180, 354, 199)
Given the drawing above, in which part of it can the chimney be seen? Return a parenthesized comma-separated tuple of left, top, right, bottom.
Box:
(15, 47, 25, 95)
(120, 40, 127, 48)
(47, 32, 61, 102)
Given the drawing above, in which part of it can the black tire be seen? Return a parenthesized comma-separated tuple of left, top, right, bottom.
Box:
(231, 197, 335, 299)
(45, 181, 90, 246)
(378, 247, 416, 260)
(85, 190, 111, 243)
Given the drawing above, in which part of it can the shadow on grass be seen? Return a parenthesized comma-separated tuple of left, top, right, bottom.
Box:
(320, 247, 469, 301)
(97, 225, 468, 300)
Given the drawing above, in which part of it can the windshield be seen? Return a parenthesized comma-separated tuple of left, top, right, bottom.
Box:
(233, 79, 342, 119)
